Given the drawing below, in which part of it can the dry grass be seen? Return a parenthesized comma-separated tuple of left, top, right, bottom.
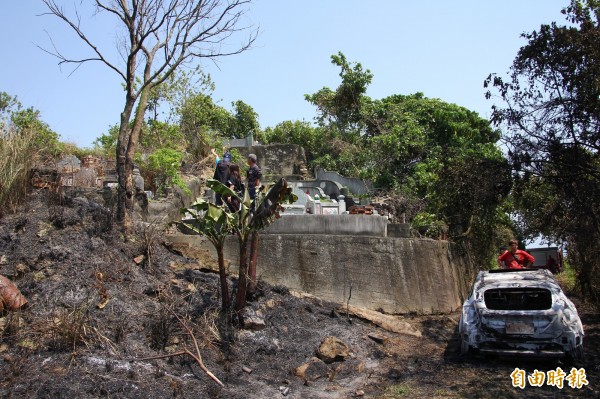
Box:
(0, 128, 37, 217)
(46, 301, 96, 352)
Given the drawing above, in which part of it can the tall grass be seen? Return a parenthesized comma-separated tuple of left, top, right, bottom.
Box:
(0, 128, 37, 217)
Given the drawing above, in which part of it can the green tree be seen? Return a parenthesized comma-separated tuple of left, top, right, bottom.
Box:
(263, 120, 325, 164)
(144, 148, 188, 196)
(230, 100, 261, 140)
(305, 51, 373, 136)
(179, 92, 234, 159)
(485, 0, 600, 300)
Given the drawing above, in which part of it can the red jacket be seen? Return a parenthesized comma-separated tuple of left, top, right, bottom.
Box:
(498, 250, 535, 269)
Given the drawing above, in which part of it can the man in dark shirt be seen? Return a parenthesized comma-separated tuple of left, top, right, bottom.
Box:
(213, 151, 231, 205)
(246, 153, 262, 201)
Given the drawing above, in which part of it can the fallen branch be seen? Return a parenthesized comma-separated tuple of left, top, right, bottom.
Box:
(130, 311, 224, 387)
(171, 310, 224, 387)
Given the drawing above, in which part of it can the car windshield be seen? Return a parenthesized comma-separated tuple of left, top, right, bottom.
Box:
(484, 287, 552, 310)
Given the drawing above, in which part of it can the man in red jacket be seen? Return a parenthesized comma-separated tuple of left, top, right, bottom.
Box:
(497, 239, 535, 269)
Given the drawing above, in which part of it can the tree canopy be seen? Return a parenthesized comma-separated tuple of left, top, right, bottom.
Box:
(486, 0, 600, 299)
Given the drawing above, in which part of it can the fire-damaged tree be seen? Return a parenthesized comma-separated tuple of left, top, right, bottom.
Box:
(485, 1, 600, 300)
(181, 179, 297, 316)
(41, 0, 257, 233)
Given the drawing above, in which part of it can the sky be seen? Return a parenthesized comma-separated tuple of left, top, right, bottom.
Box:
(0, 1, 567, 148)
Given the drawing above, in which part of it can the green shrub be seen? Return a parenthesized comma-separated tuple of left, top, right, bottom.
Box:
(144, 148, 189, 197)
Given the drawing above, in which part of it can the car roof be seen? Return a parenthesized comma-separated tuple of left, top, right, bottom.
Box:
(476, 269, 562, 291)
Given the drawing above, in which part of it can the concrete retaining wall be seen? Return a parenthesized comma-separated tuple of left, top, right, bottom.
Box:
(167, 234, 475, 314)
(265, 215, 388, 237)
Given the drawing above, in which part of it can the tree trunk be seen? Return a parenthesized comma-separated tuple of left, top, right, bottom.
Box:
(247, 231, 259, 297)
(116, 99, 136, 231)
(235, 237, 249, 314)
(216, 245, 230, 311)
(116, 87, 151, 235)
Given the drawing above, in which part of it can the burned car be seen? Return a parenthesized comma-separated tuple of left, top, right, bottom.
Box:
(459, 269, 583, 360)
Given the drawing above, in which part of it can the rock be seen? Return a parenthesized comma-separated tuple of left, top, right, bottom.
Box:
(367, 332, 388, 344)
(355, 390, 365, 397)
(0, 255, 7, 265)
(294, 357, 330, 381)
(279, 386, 290, 396)
(242, 366, 252, 374)
(316, 336, 350, 363)
(241, 308, 266, 331)
(36, 229, 48, 238)
(264, 299, 277, 308)
(133, 255, 145, 265)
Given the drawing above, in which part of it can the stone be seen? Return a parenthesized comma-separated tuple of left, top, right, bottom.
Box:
(241, 309, 266, 331)
(355, 390, 365, 397)
(294, 357, 330, 381)
(264, 299, 278, 308)
(242, 366, 252, 374)
(367, 332, 388, 344)
(0, 255, 7, 265)
(316, 336, 350, 363)
(133, 255, 145, 265)
(36, 229, 48, 238)
(279, 386, 290, 396)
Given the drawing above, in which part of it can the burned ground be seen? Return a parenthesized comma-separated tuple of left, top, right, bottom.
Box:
(0, 190, 597, 398)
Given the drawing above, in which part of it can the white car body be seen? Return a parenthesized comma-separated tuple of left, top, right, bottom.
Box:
(459, 269, 584, 359)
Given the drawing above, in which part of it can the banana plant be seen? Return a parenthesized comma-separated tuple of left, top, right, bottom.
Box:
(192, 178, 298, 313)
(180, 198, 235, 311)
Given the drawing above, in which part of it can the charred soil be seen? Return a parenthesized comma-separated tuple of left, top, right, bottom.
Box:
(0, 190, 597, 398)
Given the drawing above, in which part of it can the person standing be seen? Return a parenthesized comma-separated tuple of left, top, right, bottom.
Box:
(497, 239, 535, 269)
(246, 154, 262, 201)
(213, 151, 231, 205)
(227, 164, 243, 212)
